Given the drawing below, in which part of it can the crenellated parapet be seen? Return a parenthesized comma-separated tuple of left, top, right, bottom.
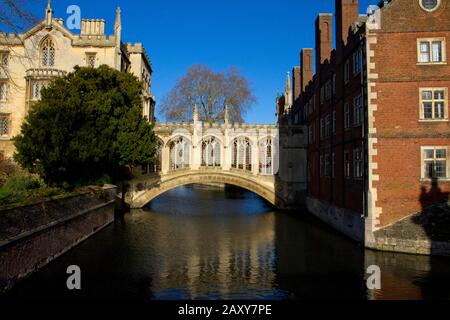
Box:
(126, 43, 153, 70)
(0, 32, 22, 46)
(25, 68, 67, 79)
(155, 121, 277, 132)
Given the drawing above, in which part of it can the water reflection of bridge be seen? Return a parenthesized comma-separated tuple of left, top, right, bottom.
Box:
(138, 207, 277, 299)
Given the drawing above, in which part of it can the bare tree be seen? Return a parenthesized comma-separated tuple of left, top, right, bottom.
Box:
(0, 0, 39, 84)
(0, 0, 38, 32)
(159, 65, 256, 123)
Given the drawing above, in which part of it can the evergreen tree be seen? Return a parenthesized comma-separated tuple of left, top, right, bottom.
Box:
(14, 65, 157, 187)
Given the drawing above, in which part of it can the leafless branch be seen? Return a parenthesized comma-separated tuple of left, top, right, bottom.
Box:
(159, 65, 256, 124)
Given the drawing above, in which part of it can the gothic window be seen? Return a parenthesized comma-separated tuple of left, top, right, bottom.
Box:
(169, 136, 190, 171)
(0, 82, 7, 101)
(41, 37, 55, 67)
(259, 138, 273, 175)
(0, 114, 10, 137)
(232, 137, 251, 171)
(31, 81, 47, 101)
(86, 53, 96, 68)
(0, 52, 8, 67)
(201, 136, 221, 167)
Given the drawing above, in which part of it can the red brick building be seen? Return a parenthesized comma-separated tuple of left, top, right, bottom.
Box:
(288, 0, 450, 244)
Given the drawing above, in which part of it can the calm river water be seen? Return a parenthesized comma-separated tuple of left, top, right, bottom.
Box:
(5, 185, 450, 300)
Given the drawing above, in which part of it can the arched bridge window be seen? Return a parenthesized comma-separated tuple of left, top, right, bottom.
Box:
(201, 136, 221, 167)
(169, 136, 190, 171)
(259, 137, 273, 175)
(41, 37, 55, 67)
(232, 137, 252, 171)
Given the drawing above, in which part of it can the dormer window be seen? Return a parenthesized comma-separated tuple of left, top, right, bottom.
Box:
(420, 0, 440, 12)
(41, 37, 55, 67)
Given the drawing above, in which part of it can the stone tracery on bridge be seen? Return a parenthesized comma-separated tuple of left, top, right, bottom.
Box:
(128, 117, 282, 208)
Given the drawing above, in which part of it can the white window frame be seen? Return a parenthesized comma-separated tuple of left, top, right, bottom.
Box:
(419, 88, 448, 121)
(353, 149, 363, 180)
(421, 146, 449, 180)
(419, 0, 442, 12)
(354, 94, 363, 127)
(417, 38, 446, 65)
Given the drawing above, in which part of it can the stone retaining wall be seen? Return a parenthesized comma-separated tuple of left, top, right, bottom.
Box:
(366, 202, 450, 257)
(0, 185, 117, 293)
(305, 196, 365, 243)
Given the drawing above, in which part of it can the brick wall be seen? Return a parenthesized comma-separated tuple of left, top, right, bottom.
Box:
(370, 0, 450, 228)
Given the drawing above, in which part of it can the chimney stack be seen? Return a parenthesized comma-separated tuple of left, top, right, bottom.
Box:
(336, 0, 359, 57)
(292, 67, 301, 101)
(301, 48, 313, 93)
(81, 19, 106, 36)
(315, 14, 333, 74)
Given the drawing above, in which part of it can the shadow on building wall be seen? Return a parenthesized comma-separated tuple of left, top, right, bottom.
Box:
(413, 177, 450, 299)
(415, 178, 450, 251)
(274, 123, 309, 210)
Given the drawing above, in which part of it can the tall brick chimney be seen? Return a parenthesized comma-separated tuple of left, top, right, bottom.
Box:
(292, 67, 301, 101)
(301, 48, 313, 93)
(336, 0, 359, 57)
(315, 14, 333, 74)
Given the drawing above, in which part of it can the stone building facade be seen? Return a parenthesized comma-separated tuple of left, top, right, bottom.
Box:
(287, 0, 450, 245)
(0, 1, 155, 159)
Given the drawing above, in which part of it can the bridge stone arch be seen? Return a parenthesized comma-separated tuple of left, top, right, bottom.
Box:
(126, 120, 307, 210)
(127, 169, 281, 209)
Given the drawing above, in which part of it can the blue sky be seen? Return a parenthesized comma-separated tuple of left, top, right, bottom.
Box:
(24, 0, 374, 123)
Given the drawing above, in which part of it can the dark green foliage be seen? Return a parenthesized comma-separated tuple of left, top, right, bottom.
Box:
(13, 65, 157, 187)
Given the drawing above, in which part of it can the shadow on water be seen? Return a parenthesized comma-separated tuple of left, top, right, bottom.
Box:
(3, 184, 450, 300)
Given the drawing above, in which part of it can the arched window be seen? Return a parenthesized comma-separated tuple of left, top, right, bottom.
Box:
(201, 136, 221, 167)
(41, 37, 55, 67)
(259, 138, 273, 175)
(232, 137, 251, 171)
(169, 136, 190, 171)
